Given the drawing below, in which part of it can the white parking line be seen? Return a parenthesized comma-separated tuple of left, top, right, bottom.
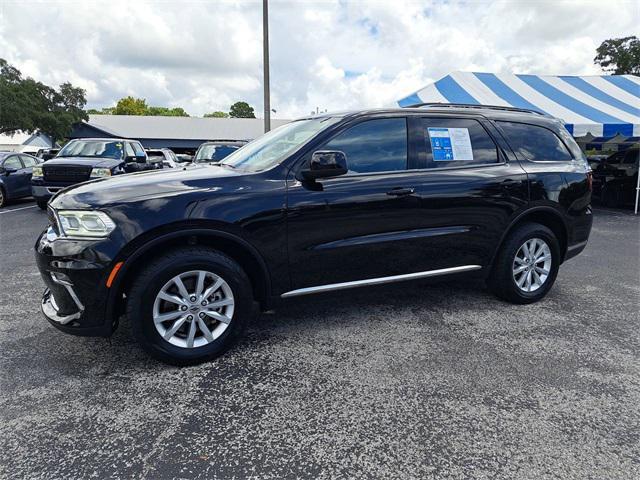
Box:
(0, 205, 38, 214)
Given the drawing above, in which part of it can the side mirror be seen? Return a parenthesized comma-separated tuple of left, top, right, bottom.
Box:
(1, 166, 16, 175)
(302, 150, 348, 180)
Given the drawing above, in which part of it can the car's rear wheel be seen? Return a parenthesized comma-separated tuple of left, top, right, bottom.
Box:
(0, 187, 5, 208)
(127, 247, 255, 365)
(488, 222, 560, 304)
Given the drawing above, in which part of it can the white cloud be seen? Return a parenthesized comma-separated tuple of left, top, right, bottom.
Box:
(0, 0, 638, 118)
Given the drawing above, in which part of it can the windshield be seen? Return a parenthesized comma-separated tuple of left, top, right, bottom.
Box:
(220, 117, 340, 172)
(58, 140, 124, 159)
(195, 144, 241, 163)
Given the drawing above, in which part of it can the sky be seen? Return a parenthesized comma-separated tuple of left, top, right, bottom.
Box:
(1, 0, 638, 119)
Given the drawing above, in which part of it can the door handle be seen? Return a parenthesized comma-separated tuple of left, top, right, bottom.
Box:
(387, 187, 415, 197)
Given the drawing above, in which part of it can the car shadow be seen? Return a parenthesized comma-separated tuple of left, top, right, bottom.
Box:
(12, 277, 491, 378)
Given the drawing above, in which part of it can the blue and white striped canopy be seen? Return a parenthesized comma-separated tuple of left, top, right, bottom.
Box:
(398, 72, 640, 137)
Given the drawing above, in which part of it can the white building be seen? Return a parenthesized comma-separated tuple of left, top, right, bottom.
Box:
(0, 131, 55, 153)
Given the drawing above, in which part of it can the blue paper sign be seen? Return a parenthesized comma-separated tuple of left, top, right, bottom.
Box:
(427, 127, 474, 161)
(428, 128, 454, 161)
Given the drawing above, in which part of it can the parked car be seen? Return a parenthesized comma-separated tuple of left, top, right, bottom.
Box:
(591, 148, 639, 207)
(32, 138, 160, 210)
(586, 154, 607, 170)
(193, 140, 247, 164)
(175, 154, 193, 164)
(36, 148, 61, 161)
(146, 148, 179, 169)
(0, 152, 41, 207)
(35, 105, 592, 365)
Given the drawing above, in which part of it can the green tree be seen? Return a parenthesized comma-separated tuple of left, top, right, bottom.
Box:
(204, 111, 229, 118)
(147, 106, 189, 117)
(113, 96, 148, 115)
(87, 107, 115, 115)
(229, 101, 255, 118)
(0, 58, 88, 142)
(594, 36, 640, 75)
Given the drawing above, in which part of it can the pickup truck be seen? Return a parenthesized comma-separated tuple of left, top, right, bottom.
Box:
(32, 138, 162, 209)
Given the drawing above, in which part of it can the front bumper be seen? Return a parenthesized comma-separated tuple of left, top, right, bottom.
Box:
(32, 181, 77, 201)
(35, 227, 119, 337)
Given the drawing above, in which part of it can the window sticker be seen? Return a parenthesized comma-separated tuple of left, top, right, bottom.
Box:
(427, 127, 474, 161)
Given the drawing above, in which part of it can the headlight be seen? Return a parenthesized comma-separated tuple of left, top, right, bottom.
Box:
(57, 210, 116, 238)
(90, 168, 112, 178)
(32, 166, 43, 178)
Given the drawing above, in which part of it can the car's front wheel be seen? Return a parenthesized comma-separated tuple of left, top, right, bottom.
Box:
(488, 222, 560, 304)
(127, 247, 255, 365)
(36, 199, 48, 210)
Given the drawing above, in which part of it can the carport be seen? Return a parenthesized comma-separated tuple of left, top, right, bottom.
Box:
(398, 72, 640, 213)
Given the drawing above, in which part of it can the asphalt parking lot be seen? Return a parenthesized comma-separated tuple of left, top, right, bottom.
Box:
(0, 200, 639, 479)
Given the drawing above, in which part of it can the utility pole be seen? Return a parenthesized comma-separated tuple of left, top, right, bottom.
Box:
(263, 0, 271, 133)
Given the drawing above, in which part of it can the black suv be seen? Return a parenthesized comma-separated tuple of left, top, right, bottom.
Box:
(35, 106, 593, 365)
(32, 138, 162, 209)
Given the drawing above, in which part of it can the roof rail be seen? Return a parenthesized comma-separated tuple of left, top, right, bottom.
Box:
(405, 102, 548, 116)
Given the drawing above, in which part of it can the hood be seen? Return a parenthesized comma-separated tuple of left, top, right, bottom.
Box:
(51, 164, 243, 208)
(45, 157, 123, 168)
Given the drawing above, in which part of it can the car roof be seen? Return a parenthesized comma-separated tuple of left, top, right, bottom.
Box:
(304, 104, 561, 129)
(198, 140, 248, 145)
(70, 137, 135, 142)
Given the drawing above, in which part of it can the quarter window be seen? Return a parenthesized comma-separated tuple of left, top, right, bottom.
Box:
(421, 118, 499, 168)
(322, 118, 407, 174)
(498, 121, 573, 161)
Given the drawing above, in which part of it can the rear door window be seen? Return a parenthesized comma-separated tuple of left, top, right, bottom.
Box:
(420, 118, 499, 168)
(322, 118, 408, 174)
(498, 121, 573, 161)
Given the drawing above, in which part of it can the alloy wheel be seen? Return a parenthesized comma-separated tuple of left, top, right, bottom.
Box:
(152, 270, 235, 348)
(512, 238, 552, 293)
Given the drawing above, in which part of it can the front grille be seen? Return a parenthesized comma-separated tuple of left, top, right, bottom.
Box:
(47, 207, 60, 235)
(43, 165, 92, 183)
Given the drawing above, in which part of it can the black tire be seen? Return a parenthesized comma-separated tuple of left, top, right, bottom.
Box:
(36, 199, 48, 210)
(127, 247, 255, 366)
(488, 222, 561, 304)
(0, 187, 6, 208)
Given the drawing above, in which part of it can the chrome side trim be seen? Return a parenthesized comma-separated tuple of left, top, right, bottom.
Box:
(281, 265, 482, 298)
